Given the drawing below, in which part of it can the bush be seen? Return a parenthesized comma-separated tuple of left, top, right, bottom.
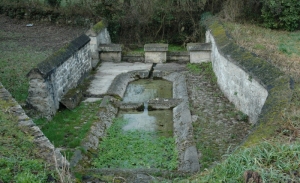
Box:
(46, 0, 61, 8)
(261, 0, 300, 31)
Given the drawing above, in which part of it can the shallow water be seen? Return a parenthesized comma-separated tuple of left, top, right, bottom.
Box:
(122, 79, 172, 103)
(118, 109, 173, 137)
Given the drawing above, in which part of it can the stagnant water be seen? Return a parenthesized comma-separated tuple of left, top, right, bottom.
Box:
(120, 79, 173, 137)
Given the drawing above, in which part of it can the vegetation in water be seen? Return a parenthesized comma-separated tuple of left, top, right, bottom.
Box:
(34, 100, 101, 160)
(92, 118, 178, 170)
(0, 100, 55, 182)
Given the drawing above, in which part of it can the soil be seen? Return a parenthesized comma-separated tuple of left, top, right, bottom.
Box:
(0, 14, 88, 52)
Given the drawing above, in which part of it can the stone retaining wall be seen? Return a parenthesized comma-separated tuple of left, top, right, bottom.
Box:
(27, 34, 91, 118)
(205, 20, 293, 142)
(0, 82, 68, 168)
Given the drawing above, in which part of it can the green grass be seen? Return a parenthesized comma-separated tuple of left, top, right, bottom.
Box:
(193, 141, 300, 183)
(187, 63, 217, 84)
(0, 30, 51, 103)
(34, 100, 101, 160)
(0, 100, 54, 182)
(92, 118, 178, 170)
(168, 44, 186, 52)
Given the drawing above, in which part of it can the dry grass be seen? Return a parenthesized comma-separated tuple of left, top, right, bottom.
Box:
(224, 22, 300, 82)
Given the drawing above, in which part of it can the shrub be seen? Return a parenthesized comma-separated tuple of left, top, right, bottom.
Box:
(46, 0, 61, 8)
(261, 0, 300, 31)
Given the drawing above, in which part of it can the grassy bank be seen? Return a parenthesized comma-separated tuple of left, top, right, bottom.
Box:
(34, 100, 101, 160)
(0, 99, 55, 182)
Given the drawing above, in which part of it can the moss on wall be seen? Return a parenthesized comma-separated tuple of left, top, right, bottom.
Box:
(92, 20, 108, 34)
(206, 19, 293, 146)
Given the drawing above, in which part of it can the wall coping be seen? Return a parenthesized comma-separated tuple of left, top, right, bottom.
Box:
(99, 44, 122, 52)
(27, 34, 90, 78)
(206, 19, 293, 146)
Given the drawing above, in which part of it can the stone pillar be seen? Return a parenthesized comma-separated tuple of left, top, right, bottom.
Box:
(99, 44, 122, 62)
(187, 43, 211, 63)
(86, 20, 111, 68)
(144, 44, 168, 63)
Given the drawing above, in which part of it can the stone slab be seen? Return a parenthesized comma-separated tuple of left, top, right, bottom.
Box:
(144, 44, 168, 52)
(190, 51, 211, 63)
(82, 98, 102, 103)
(145, 52, 167, 63)
(187, 43, 211, 51)
(99, 44, 122, 52)
(86, 62, 152, 97)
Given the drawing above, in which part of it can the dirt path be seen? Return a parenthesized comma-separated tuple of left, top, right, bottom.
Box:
(0, 14, 88, 52)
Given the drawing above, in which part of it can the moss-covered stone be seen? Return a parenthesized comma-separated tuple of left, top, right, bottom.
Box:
(92, 20, 108, 34)
(206, 19, 293, 146)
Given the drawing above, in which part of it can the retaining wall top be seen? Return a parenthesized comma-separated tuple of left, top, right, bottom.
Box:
(27, 34, 90, 78)
(144, 44, 168, 52)
(187, 43, 211, 51)
(99, 44, 122, 52)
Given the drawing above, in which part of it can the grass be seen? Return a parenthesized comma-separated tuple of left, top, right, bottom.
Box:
(0, 30, 51, 103)
(192, 141, 300, 182)
(168, 44, 186, 52)
(34, 100, 101, 160)
(0, 99, 55, 182)
(187, 62, 217, 84)
(224, 21, 300, 82)
(92, 118, 178, 170)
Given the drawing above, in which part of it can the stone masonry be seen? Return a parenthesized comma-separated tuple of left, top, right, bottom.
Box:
(27, 34, 91, 118)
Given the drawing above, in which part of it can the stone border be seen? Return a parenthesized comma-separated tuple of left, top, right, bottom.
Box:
(0, 82, 68, 168)
(205, 19, 293, 145)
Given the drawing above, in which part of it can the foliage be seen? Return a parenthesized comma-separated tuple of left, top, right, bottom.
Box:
(46, 0, 62, 8)
(261, 0, 300, 31)
(187, 63, 217, 83)
(34, 100, 101, 160)
(0, 100, 53, 182)
(92, 118, 178, 170)
(196, 142, 300, 182)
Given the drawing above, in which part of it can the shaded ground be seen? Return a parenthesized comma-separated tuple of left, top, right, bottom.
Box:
(186, 68, 252, 169)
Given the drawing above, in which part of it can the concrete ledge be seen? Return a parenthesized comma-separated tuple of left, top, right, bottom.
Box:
(99, 44, 122, 62)
(187, 43, 211, 63)
(144, 44, 168, 63)
(187, 43, 211, 51)
(144, 44, 168, 52)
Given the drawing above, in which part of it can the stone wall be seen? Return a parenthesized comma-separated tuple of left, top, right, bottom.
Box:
(205, 20, 292, 128)
(27, 34, 91, 118)
(0, 82, 68, 168)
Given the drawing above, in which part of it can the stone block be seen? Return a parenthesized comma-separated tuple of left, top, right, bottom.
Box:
(99, 44, 122, 62)
(144, 44, 168, 63)
(187, 43, 212, 63)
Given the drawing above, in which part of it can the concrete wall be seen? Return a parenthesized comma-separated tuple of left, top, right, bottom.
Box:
(27, 34, 91, 118)
(207, 31, 268, 123)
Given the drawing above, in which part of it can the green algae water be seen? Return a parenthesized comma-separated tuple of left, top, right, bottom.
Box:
(93, 79, 177, 170)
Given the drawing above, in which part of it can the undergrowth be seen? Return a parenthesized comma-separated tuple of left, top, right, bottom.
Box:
(0, 100, 54, 182)
(34, 100, 101, 160)
(92, 118, 178, 170)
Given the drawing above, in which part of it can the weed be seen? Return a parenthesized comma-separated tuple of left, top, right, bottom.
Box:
(168, 44, 186, 52)
(92, 118, 178, 170)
